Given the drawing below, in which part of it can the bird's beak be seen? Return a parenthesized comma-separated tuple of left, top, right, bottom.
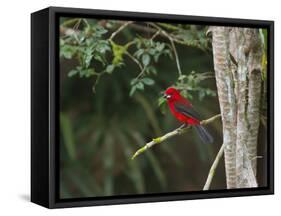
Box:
(163, 94, 170, 99)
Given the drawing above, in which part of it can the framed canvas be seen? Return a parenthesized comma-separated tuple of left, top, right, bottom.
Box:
(31, 7, 274, 208)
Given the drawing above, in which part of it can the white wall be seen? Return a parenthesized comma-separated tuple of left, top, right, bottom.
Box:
(0, 0, 279, 214)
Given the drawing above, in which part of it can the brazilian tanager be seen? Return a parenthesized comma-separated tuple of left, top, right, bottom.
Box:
(163, 87, 213, 144)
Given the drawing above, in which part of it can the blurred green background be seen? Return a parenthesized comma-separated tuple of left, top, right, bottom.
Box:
(59, 18, 266, 199)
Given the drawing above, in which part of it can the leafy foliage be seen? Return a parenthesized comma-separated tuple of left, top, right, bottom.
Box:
(128, 38, 172, 96)
(60, 19, 111, 82)
(60, 19, 214, 98)
(171, 25, 211, 52)
(158, 71, 216, 114)
(134, 37, 172, 64)
(175, 71, 216, 100)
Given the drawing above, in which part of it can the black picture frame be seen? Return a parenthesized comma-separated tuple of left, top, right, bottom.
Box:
(31, 6, 274, 209)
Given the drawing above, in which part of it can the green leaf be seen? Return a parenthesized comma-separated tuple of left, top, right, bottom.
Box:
(156, 42, 165, 51)
(134, 49, 144, 59)
(129, 85, 137, 97)
(60, 38, 65, 46)
(198, 91, 205, 101)
(154, 53, 161, 62)
(105, 65, 115, 74)
(68, 69, 78, 77)
(136, 82, 144, 90)
(158, 96, 168, 114)
(84, 53, 93, 68)
(142, 54, 150, 66)
(79, 68, 95, 78)
(130, 78, 138, 85)
(93, 53, 106, 65)
(141, 78, 155, 86)
(95, 26, 108, 36)
(158, 96, 166, 107)
(163, 49, 173, 59)
(111, 41, 127, 65)
(178, 75, 187, 80)
(147, 66, 157, 75)
(96, 40, 111, 53)
(60, 45, 76, 59)
(148, 48, 156, 55)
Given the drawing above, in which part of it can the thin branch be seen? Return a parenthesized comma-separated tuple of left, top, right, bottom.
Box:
(250, 155, 263, 161)
(125, 52, 144, 72)
(131, 114, 221, 160)
(73, 19, 82, 30)
(149, 23, 183, 81)
(151, 30, 161, 41)
(109, 21, 133, 41)
(61, 18, 81, 27)
(109, 21, 149, 81)
(169, 36, 183, 78)
(92, 72, 105, 93)
(128, 28, 160, 81)
(60, 21, 207, 52)
(124, 45, 148, 81)
(203, 143, 225, 190)
(114, 21, 158, 34)
(82, 18, 90, 28)
(135, 66, 147, 80)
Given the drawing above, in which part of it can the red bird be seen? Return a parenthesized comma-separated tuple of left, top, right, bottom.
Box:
(163, 87, 213, 144)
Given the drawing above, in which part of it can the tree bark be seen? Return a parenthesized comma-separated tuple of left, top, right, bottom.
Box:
(210, 27, 263, 188)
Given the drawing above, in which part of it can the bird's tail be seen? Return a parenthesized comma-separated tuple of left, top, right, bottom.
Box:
(194, 125, 213, 144)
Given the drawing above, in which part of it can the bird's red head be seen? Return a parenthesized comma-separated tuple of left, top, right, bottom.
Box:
(164, 87, 181, 102)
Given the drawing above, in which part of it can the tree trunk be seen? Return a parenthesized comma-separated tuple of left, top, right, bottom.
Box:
(210, 27, 263, 188)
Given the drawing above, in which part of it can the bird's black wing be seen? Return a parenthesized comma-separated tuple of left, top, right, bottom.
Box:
(174, 102, 201, 120)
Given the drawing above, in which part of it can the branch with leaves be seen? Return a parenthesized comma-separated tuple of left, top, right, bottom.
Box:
(149, 23, 183, 81)
(60, 19, 212, 98)
(131, 114, 221, 160)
